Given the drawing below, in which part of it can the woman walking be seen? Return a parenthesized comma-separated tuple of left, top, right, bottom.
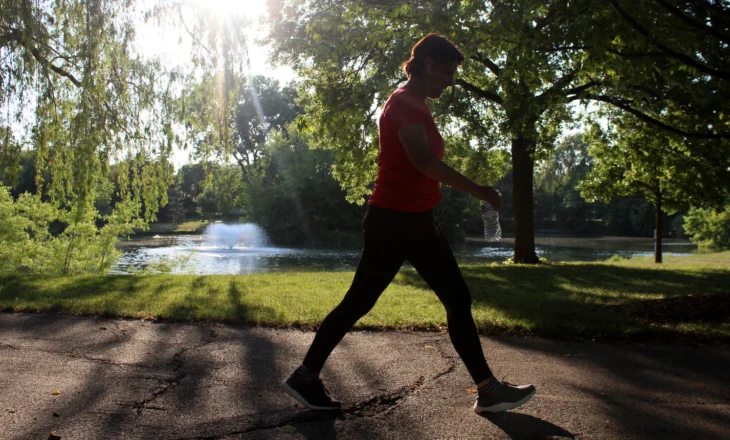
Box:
(282, 33, 535, 414)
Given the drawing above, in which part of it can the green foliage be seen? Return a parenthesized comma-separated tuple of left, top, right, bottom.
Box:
(1, 1, 257, 274)
(684, 205, 730, 250)
(0, 128, 23, 187)
(534, 134, 595, 230)
(1, 0, 184, 218)
(0, 186, 140, 275)
(182, 74, 302, 181)
(194, 165, 247, 221)
(156, 183, 186, 224)
(244, 128, 363, 245)
(264, 0, 730, 262)
(579, 116, 729, 220)
(177, 163, 208, 199)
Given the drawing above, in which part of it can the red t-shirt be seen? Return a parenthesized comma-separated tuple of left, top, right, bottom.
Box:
(368, 87, 444, 212)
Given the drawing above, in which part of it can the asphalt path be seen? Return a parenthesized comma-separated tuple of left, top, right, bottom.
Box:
(1, 313, 728, 439)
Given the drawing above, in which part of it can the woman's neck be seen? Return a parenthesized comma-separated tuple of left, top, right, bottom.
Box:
(403, 77, 428, 101)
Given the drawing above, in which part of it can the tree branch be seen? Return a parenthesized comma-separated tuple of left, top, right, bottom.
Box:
(535, 7, 560, 30)
(537, 71, 581, 104)
(470, 54, 501, 77)
(177, 7, 213, 56)
(607, 0, 730, 80)
(655, 0, 730, 44)
(607, 49, 671, 59)
(578, 93, 730, 139)
(455, 79, 502, 104)
(534, 45, 590, 53)
(563, 81, 597, 99)
(4, 28, 81, 87)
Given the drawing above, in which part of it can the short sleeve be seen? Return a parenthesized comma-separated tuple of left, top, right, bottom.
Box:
(382, 93, 427, 131)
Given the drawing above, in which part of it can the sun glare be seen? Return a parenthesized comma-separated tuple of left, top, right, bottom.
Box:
(195, 0, 268, 20)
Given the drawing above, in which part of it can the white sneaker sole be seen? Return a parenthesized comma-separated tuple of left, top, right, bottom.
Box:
(473, 388, 536, 414)
(281, 380, 341, 411)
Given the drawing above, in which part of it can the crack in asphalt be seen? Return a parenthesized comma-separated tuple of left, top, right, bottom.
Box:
(174, 335, 458, 439)
(428, 338, 459, 381)
(133, 327, 218, 414)
(340, 376, 426, 419)
(0, 341, 155, 368)
(62, 352, 155, 369)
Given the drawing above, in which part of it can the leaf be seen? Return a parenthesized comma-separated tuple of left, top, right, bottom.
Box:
(467, 389, 477, 393)
(51, 390, 61, 395)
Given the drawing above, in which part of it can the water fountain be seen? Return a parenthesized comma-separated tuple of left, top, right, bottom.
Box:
(203, 223, 269, 249)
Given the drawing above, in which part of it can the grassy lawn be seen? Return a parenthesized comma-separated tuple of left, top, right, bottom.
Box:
(1, 252, 728, 342)
(173, 220, 209, 233)
(137, 220, 209, 234)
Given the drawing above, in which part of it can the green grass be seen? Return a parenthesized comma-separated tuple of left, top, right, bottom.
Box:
(137, 220, 209, 234)
(173, 220, 208, 232)
(1, 252, 728, 342)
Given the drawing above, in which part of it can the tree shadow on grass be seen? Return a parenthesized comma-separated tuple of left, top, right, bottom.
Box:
(390, 263, 730, 341)
(0, 274, 147, 317)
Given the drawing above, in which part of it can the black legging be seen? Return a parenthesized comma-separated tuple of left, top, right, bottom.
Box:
(302, 205, 493, 385)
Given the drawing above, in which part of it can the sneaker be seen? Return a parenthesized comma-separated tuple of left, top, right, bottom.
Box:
(473, 381, 536, 414)
(282, 371, 342, 411)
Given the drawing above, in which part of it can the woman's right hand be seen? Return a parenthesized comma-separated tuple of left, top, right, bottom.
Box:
(473, 185, 501, 211)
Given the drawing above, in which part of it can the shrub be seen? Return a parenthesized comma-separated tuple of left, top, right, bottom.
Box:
(0, 186, 141, 274)
(683, 205, 730, 250)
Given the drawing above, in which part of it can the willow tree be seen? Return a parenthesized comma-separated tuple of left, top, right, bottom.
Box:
(0, 0, 252, 273)
(2, 0, 168, 219)
(1, 0, 256, 215)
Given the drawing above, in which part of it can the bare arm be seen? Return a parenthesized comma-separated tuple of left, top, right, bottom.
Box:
(398, 124, 501, 210)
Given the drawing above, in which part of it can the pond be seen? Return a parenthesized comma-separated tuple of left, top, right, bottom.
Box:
(112, 230, 701, 275)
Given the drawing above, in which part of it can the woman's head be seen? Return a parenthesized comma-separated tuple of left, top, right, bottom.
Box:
(402, 33, 464, 99)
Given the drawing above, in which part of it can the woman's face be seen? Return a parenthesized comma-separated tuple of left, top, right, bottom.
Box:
(424, 60, 459, 99)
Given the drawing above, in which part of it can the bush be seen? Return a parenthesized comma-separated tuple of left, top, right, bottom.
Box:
(0, 186, 140, 274)
(683, 205, 730, 250)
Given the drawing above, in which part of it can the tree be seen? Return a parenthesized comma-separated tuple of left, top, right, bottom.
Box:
(579, 117, 729, 263)
(194, 165, 246, 221)
(156, 183, 186, 224)
(182, 75, 303, 183)
(245, 126, 364, 245)
(0, 1, 259, 272)
(598, 0, 730, 127)
(0, 0, 184, 219)
(684, 204, 730, 250)
(534, 134, 595, 231)
(177, 163, 209, 200)
(263, 0, 730, 263)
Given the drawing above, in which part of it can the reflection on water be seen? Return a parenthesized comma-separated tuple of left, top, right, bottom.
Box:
(113, 235, 362, 275)
(113, 234, 699, 275)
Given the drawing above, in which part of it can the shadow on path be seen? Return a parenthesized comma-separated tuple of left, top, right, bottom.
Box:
(484, 412, 575, 439)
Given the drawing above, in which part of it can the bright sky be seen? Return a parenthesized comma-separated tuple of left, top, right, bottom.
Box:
(138, 1, 298, 169)
(145, 1, 295, 80)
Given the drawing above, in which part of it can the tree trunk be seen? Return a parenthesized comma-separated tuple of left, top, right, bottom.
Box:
(511, 134, 540, 264)
(655, 196, 663, 264)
